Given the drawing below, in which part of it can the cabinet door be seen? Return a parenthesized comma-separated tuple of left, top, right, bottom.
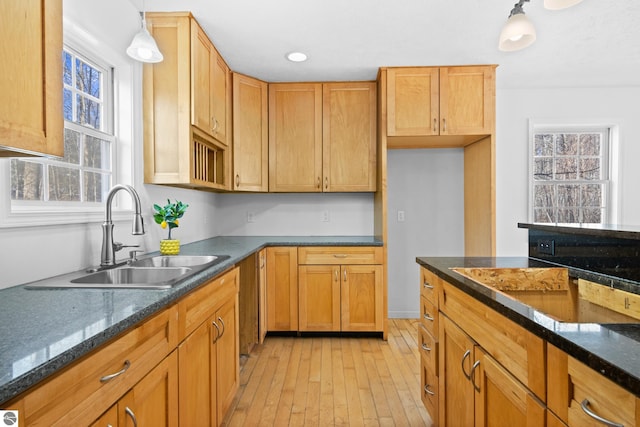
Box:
(215, 296, 239, 423)
(233, 73, 268, 191)
(299, 265, 341, 331)
(341, 265, 383, 332)
(191, 19, 214, 136)
(268, 83, 323, 192)
(386, 67, 439, 137)
(266, 247, 299, 331)
(118, 351, 178, 427)
(211, 49, 230, 145)
(258, 249, 268, 343)
(322, 82, 377, 192)
(474, 348, 545, 427)
(439, 66, 495, 135)
(90, 405, 118, 427)
(0, 0, 63, 156)
(178, 321, 216, 427)
(439, 315, 475, 427)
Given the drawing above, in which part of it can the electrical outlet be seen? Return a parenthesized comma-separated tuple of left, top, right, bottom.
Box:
(247, 211, 256, 223)
(322, 210, 330, 222)
(538, 239, 555, 255)
(397, 210, 405, 222)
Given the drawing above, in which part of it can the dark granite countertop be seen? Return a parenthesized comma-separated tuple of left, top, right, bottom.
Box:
(416, 256, 640, 397)
(0, 235, 382, 405)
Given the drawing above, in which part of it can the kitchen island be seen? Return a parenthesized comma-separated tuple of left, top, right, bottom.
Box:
(0, 235, 382, 407)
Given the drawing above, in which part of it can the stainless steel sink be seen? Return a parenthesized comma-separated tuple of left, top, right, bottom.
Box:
(25, 254, 230, 290)
(129, 255, 221, 268)
(69, 267, 191, 289)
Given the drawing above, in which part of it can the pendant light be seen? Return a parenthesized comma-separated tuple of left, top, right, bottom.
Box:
(126, 1, 163, 63)
(544, 0, 584, 10)
(498, 0, 536, 52)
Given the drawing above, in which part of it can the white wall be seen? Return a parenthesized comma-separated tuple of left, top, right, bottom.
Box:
(387, 149, 464, 317)
(495, 86, 640, 256)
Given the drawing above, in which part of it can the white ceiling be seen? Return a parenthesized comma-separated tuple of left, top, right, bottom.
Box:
(137, 0, 640, 89)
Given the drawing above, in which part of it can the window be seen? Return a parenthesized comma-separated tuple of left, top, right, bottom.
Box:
(10, 48, 114, 206)
(531, 127, 611, 224)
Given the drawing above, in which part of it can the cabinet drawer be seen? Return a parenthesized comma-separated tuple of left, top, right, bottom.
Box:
(420, 361, 439, 423)
(440, 280, 545, 400)
(298, 246, 383, 265)
(10, 306, 178, 426)
(567, 356, 638, 427)
(178, 267, 239, 340)
(418, 323, 438, 376)
(420, 295, 438, 337)
(420, 267, 439, 305)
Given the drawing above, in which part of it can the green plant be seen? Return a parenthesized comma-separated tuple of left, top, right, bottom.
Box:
(153, 199, 189, 240)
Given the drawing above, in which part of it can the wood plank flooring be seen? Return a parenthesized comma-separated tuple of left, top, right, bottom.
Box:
(222, 319, 433, 426)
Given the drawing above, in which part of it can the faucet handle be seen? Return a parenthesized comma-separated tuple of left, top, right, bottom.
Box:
(113, 242, 140, 253)
(128, 249, 144, 261)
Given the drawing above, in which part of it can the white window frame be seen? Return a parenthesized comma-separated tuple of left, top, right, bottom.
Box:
(528, 119, 620, 225)
(0, 17, 135, 228)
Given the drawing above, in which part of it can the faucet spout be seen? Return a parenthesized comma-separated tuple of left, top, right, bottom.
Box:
(100, 185, 146, 267)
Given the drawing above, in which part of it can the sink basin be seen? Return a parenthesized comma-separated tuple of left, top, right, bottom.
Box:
(69, 267, 191, 289)
(130, 255, 221, 268)
(451, 267, 640, 324)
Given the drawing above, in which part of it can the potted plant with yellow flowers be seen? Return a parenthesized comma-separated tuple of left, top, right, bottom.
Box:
(153, 199, 189, 255)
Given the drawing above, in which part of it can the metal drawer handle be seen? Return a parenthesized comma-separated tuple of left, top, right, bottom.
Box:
(442, 118, 447, 132)
(212, 320, 221, 343)
(421, 343, 431, 352)
(433, 118, 437, 133)
(423, 280, 434, 289)
(333, 254, 348, 258)
(236, 174, 240, 187)
(100, 360, 131, 382)
(470, 360, 481, 392)
(424, 384, 435, 396)
(423, 312, 434, 322)
(125, 407, 138, 427)
(461, 349, 471, 380)
(218, 316, 226, 338)
(580, 399, 623, 427)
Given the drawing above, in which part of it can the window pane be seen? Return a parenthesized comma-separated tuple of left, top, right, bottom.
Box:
(554, 158, 577, 180)
(582, 208, 602, 223)
(10, 160, 44, 201)
(48, 166, 81, 201)
(579, 133, 601, 156)
(534, 134, 553, 156)
(557, 184, 579, 207)
(63, 51, 72, 85)
(533, 184, 555, 208)
(579, 158, 601, 180)
(83, 171, 110, 202)
(62, 129, 81, 164)
(84, 136, 111, 169)
(581, 184, 603, 207)
(75, 58, 101, 99)
(63, 89, 73, 121)
(76, 95, 101, 129)
(555, 134, 578, 155)
(557, 208, 580, 223)
(534, 208, 555, 223)
(533, 159, 552, 181)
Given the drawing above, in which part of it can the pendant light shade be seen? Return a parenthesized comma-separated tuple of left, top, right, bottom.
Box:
(127, 13, 163, 63)
(544, 0, 584, 10)
(498, 13, 537, 52)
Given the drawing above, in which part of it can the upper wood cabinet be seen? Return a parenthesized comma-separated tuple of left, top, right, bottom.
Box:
(269, 82, 377, 192)
(143, 12, 231, 190)
(232, 73, 268, 191)
(0, 0, 63, 157)
(192, 20, 230, 146)
(386, 65, 496, 148)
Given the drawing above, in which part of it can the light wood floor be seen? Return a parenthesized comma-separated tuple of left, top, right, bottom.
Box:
(222, 319, 433, 426)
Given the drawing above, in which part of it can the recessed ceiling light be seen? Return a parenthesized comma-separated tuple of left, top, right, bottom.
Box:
(286, 52, 308, 62)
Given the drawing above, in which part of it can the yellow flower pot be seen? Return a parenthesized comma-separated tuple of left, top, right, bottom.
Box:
(160, 239, 180, 255)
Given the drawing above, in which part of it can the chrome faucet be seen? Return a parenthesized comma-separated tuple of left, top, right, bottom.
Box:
(100, 184, 145, 267)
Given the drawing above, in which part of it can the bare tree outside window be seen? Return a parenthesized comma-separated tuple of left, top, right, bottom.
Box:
(11, 48, 113, 205)
(532, 129, 609, 224)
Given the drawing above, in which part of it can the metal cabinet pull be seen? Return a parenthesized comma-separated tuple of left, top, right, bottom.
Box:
(324, 177, 328, 190)
(334, 269, 339, 282)
(423, 311, 434, 322)
(343, 269, 347, 282)
(433, 118, 437, 133)
(317, 177, 321, 189)
(470, 360, 481, 392)
(100, 360, 131, 382)
(235, 174, 240, 187)
(423, 280, 434, 289)
(125, 407, 138, 427)
(580, 399, 624, 427)
(212, 321, 221, 343)
(424, 384, 435, 396)
(461, 350, 472, 380)
(421, 342, 431, 352)
(442, 118, 447, 132)
(218, 316, 226, 338)
(333, 254, 348, 258)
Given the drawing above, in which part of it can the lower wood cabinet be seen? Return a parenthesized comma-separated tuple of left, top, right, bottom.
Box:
(266, 247, 299, 331)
